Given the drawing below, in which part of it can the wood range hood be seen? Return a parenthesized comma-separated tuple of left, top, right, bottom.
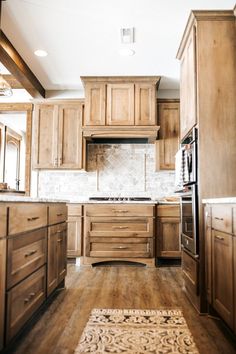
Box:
(82, 126, 160, 143)
(81, 76, 161, 143)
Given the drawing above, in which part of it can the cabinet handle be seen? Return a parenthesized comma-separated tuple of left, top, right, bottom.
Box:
(112, 246, 129, 250)
(57, 230, 64, 234)
(24, 298, 30, 304)
(214, 217, 224, 221)
(112, 209, 128, 213)
(57, 239, 63, 243)
(27, 216, 39, 221)
(54, 157, 58, 167)
(215, 235, 224, 241)
(29, 292, 35, 298)
(112, 226, 129, 230)
(57, 213, 63, 216)
(24, 250, 37, 257)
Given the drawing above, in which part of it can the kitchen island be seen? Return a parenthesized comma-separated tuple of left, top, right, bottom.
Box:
(0, 198, 68, 351)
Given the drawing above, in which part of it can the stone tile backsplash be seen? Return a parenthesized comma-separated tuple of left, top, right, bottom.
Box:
(37, 144, 175, 200)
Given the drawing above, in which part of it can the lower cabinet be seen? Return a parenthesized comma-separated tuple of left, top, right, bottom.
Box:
(212, 230, 234, 328)
(6, 266, 46, 343)
(205, 203, 236, 333)
(0, 238, 6, 351)
(156, 205, 181, 258)
(67, 204, 82, 257)
(47, 222, 67, 296)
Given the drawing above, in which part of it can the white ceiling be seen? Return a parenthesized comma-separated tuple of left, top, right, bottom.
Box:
(1, 0, 235, 95)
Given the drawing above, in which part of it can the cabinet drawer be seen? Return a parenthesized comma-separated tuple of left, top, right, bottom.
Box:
(89, 238, 152, 258)
(182, 250, 198, 294)
(7, 228, 47, 289)
(9, 204, 47, 235)
(67, 204, 82, 216)
(6, 266, 46, 343)
(0, 205, 7, 238)
(86, 217, 153, 238)
(48, 204, 67, 225)
(85, 204, 154, 217)
(212, 205, 232, 234)
(157, 204, 180, 217)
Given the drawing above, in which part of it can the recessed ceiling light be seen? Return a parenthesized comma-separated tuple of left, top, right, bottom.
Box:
(34, 49, 48, 57)
(119, 48, 135, 56)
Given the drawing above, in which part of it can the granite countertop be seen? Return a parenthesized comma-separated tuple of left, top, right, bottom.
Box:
(202, 197, 236, 204)
(0, 196, 69, 203)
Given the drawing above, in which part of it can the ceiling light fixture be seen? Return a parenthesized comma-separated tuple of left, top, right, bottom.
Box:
(0, 73, 13, 97)
(34, 49, 48, 57)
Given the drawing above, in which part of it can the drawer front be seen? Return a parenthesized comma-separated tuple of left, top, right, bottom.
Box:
(182, 250, 198, 294)
(48, 204, 67, 225)
(212, 205, 232, 234)
(6, 266, 46, 343)
(7, 228, 47, 289)
(86, 217, 153, 238)
(9, 204, 47, 235)
(85, 204, 154, 217)
(0, 205, 7, 238)
(157, 204, 180, 217)
(67, 204, 82, 216)
(89, 237, 153, 258)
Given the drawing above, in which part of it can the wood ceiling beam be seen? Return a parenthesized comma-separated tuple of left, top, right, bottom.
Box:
(0, 30, 45, 98)
(2, 74, 22, 89)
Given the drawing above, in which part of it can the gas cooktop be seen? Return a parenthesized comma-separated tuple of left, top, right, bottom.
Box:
(89, 197, 152, 202)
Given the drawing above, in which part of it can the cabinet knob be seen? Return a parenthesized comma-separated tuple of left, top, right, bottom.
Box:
(214, 217, 224, 221)
(215, 235, 224, 241)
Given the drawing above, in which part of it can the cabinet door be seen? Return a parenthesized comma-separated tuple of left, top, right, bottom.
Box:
(67, 216, 82, 257)
(135, 83, 156, 125)
(33, 104, 58, 168)
(106, 83, 134, 125)
(157, 217, 181, 257)
(57, 223, 67, 283)
(0, 238, 6, 350)
(47, 225, 58, 296)
(58, 104, 83, 169)
(179, 26, 197, 140)
(84, 83, 106, 126)
(156, 102, 180, 170)
(212, 230, 233, 329)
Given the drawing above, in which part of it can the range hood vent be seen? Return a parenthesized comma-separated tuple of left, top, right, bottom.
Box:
(82, 126, 160, 143)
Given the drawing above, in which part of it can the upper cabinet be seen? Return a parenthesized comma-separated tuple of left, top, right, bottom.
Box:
(178, 26, 197, 140)
(155, 100, 180, 170)
(33, 101, 84, 169)
(81, 76, 160, 127)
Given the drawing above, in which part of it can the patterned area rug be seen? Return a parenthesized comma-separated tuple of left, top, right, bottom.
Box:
(74, 308, 199, 353)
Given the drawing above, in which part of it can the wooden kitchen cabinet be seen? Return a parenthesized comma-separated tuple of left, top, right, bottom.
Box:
(47, 222, 67, 296)
(155, 100, 180, 170)
(204, 203, 235, 333)
(83, 204, 155, 266)
(33, 101, 83, 169)
(67, 204, 83, 258)
(81, 76, 160, 127)
(156, 205, 181, 258)
(178, 26, 197, 140)
(212, 230, 234, 328)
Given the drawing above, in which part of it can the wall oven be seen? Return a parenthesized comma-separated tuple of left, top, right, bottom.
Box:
(175, 127, 199, 256)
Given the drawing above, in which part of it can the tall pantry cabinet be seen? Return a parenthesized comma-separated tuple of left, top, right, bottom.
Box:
(177, 10, 236, 312)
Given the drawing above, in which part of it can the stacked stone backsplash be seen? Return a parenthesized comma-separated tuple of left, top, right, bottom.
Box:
(37, 144, 176, 200)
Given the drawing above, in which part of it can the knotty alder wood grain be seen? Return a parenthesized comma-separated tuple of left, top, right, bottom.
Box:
(7, 265, 236, 354)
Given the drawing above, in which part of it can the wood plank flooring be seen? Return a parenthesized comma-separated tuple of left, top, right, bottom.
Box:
(7, 264, 236, 354)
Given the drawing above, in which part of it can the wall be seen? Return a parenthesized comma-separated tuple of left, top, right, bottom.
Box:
(37, 143, 175, 200)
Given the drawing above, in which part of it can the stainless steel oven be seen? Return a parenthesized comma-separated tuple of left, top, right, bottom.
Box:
(180, 184, 199, 256)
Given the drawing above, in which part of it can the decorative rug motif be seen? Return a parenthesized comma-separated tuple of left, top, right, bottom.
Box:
(74, 308, 199, 354)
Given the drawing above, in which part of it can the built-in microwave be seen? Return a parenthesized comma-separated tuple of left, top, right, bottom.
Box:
(175, 128, 198, 192)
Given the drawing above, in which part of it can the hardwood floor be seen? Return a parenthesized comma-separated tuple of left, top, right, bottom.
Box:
(7, 263, 236, 354)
